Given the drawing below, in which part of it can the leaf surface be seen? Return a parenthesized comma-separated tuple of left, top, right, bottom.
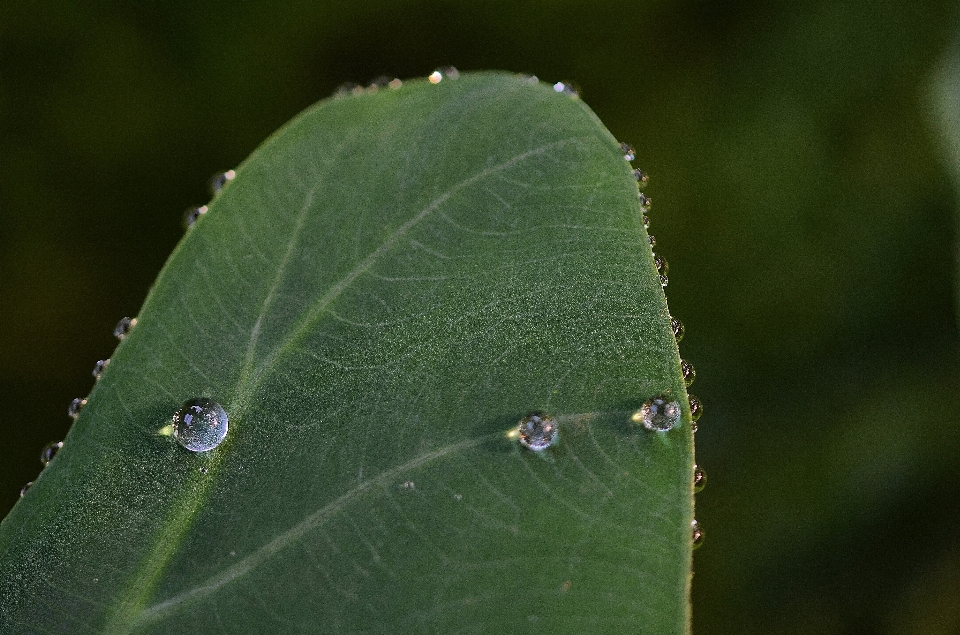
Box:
(0, 72, 694, 634)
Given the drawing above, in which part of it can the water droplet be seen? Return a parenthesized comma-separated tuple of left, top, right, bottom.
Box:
(552, 81, 579, 97)
(638, 193, 651, 208)
(67, 398, 87, 420)
(671, 317, 685, 342)
(199, 467, 209, 474)
(632, 395, 681, 432)
(367, 75, 392, 90)
(692, 519, 704, 549)
(454, 493, 463, 501)
(334, 81, 362, 97)
(401, 480, 416, 490)
(20, 481, 33, 497)
(517, 412, 558, 451)
(680, 359, 696, 386)
(660, 273, 669, 288)
(388, 78, 403, 89)
(439, 66, 460, 80)
(92, 359, 110, 381)
(694, 465, 706, 492)
(648, 235, 656, 247)
(208, 170, 235, 195)
(114, 317, 137, 340)
(654, 254, 668, 276)
(633, 168, 648, 184)
(172, 398, 229, 452)
(688, 395, 703, 422)
(40, 441, 63, 466)
(428, 71, 443, 84)
(642, 214, 651, 229)
(183, 205, 208, 228)
(518, 73, 539, 84)
(620, 142, 636, 161)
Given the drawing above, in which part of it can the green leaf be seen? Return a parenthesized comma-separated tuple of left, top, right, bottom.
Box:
(0, 71, 694, 634)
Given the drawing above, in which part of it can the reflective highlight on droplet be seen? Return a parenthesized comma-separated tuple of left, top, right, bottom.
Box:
(632, 395, 681, 432)
(553, 81, 579, 97)
(172, 398, 229, 452)
(92, 359, 110, 381)
(40, 441, 63, 466)
(114, 317, 137, 340)
(620, 142, 635, 161)
(517, 412, 558, 451)
(681, 359, 696, 386)
(692, 519, 704, 549)
(68, 398, 87, 420)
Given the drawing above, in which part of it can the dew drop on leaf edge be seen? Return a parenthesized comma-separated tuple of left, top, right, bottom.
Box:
(693, 465, 706, 492)
(113, 317, 137, 340)
(692, 519, 704, 549)
(680, 359, 696, 386)
(92, 359, 110, 381)
(40, 441, 63, 467)
(172, 397, 229, 452)
(67, 398, 87, 420)
(517, 412, 558, 451)
(632, 395, 681, 432)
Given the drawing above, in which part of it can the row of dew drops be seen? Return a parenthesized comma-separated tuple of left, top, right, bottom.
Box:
(513, 134, 705, 550)
(23, 67, 706, 551)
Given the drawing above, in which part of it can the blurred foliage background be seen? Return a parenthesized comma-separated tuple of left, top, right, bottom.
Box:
(2, 1, 959, 633)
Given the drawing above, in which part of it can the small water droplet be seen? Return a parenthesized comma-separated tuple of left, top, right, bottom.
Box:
(648, 235, 656, 247)
(632, 395, 681, 432)
(388, 78, 403, 89)
(517, 412, 558, 451)
(20, 481, 33, 497)
(367, 75, 392, 90)
(518, 73, 539, 84)
(334, 81, 362, 97)
(620, 142, 636, 161)
(642, 214, 651, 229)
(660, 273, 669, 288)
(680, 359, 696, 386)
(172, 398, 229, 452)
(633, 168, 648, 184)
(655, 254, 668, 276)
(691, 519, 704, 549)
(552, 81, 579, 97)
(199, 466, 209, 474)
(693, 465, 706, 492)
(114, 317, 137, 340)
(401, 480, 416, 490)
(454, 493, 463, 501)
(688, 395, 703, 422)
(671, 317, 685, 342)
(67, 398, 87, 420)
(183, 205, 208, 228)
(638, 193, 651, 208)
(92, 359, 110, 381)
(428, 71, 443, 84)
(209, 170, 235, 195)
(40, 441, 63, 466)
(439, 66, 460, 79)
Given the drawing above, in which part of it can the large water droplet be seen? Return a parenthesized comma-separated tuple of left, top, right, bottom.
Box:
(693, 465, 706, 492)
(67, 398, 87, 420)
(172, 398, 229, 452)
(632, 395, 681, 432)
(680, 359, 696, 386)
(20, 481, 33, 497)
(688, 395, 703, 422)
(517, 412, 558, 451)
(209, 170, 235, 195)
(40, 441, 63, 466)
(92, 359, 110, 381)
(620, 142, 636, 161)
(114, 317, 137, 340)
(692, 519, 704, 549)
(183, 205, 208, 228)
(671, 317, 685, 342)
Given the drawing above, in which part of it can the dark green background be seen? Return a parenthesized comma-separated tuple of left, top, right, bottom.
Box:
(2, 2, 958, 633)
